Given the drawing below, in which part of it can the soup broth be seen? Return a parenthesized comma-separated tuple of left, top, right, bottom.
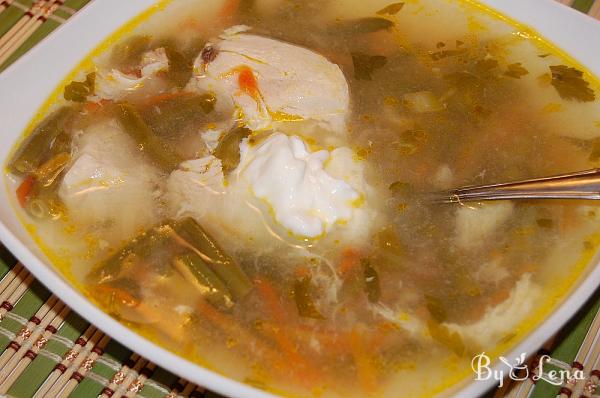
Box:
(5, 0, 600, 397)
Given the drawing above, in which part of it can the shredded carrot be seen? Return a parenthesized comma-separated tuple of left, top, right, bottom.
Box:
(339, 248, 361, 276)
(196, 298, 289, 374)
(237, 66, 261, 102)
(139, 91, 192, 108)
(16, 176, 35, 208)
(219, 0, 240, 18)
(181, 17, 203, 32)
(254, 278, 319, 385)
(93, 284, 140, 308)
(349, 328, 378, 394)
(84, 99, 113, 113)
(294, 265, 311, 279)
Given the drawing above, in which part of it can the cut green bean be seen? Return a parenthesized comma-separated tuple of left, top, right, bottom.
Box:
(141, 93, 216, 138)
(214, 126, 251, 174)
(90, 223, 174, 284)
(174, 253, 234, 309)
(293, 276, 324, 319)
(172, 217, 252, 301)
(110, 35, 152, 70)
(33, 152, 71, 187)
(9, 106, 79, 174)
(116, 103, 183, 171)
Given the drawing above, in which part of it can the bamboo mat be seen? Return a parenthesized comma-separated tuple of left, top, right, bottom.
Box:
(0, 1, 599, 398)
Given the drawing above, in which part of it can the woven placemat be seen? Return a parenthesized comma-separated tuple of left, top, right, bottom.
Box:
(0, 1, 600, 398)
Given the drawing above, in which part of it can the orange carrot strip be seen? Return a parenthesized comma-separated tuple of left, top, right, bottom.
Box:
(349, 328, 378, 394)
(196, 299, 289, 374)
(139, 91, 193, 108)
(294, 266, 311, 279)
(16, 176, 35, 207)
(84, 99, 113, 113)
(238, 66, 261, 101)
(339, 248, 362, 276)
(219, 0, 240, 18)
(254, 278, 319, 385)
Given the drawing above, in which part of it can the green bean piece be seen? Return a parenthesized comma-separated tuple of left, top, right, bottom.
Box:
(174, 253, 234, 309)
(25, 181, 66, 220)
(427, 319, 465, 357)
(64, 72, 96, 102)
(363, 259, 381, 303)
(110, 35, 152, 70)
(293, 276, 324, 319)
(425, 294, 447, 323)
(33, 152, 71, 187)
(141, 93, 216, 138)
(50, 132, 72, 156)
(9, 106, 79, 174)
(90, 224, 174, 285)
(172, 217, 252, 301)
(163, 46, 195, 88)
(331, 17, 394, 35)
(214, 126, 251, 174)
(116, 103, 183, 171)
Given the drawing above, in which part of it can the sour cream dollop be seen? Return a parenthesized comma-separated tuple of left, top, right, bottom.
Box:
(238, 133, 360, 238)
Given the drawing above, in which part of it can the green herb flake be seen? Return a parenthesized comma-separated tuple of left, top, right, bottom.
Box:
(332, 17, 394, 35)
(363, 259, 381, 303)
(376, 2, 405, 15)
(473, 58, 499, 74)
(352, 53, 387, 80)
(429, 49, 466, 61)
(549, 65, 596, 102)
(504, 62, 529, 79)
(536, 218, 553, 229)
(64, 72, 96, 102)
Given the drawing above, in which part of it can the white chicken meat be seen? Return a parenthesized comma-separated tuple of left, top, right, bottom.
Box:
(59, 121, 163, 242)
(187, 27, 350, 137)
(94, 48, 170, 101)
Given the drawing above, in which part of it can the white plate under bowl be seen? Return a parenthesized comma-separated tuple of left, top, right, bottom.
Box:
(1, 1, 599, 397)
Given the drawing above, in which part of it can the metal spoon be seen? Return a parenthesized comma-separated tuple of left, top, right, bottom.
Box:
(432, 168, 600, 204)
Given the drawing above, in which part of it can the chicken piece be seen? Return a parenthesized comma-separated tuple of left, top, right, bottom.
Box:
(94, 48, 170, 101)
(443, 274, 542, 349)
(167, 155, 226, 219)
(455, 202, 514, 250)
(188, 27, 350, 137)
(59, 121, 162, 242)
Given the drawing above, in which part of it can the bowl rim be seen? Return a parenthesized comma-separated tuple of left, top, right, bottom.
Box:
(1, 1, 600, 397)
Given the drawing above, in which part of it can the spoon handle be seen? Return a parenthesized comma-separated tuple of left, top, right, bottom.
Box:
(434, 168, 600, 203)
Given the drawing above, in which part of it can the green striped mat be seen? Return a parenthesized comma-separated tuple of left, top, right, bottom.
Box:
(0, 1, 600, 398)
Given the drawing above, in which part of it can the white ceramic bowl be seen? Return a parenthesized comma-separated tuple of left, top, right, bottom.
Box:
(0, 1, 599, 397)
